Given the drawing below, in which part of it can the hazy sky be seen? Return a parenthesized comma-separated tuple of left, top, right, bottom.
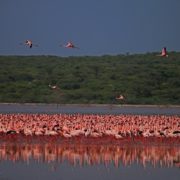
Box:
(0, 0, 180, 56)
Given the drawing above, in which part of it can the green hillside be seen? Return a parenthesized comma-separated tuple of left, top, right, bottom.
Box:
(0, 53, 180, 104)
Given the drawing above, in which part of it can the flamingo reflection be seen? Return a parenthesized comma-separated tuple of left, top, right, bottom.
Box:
(0, 138, 179, 168)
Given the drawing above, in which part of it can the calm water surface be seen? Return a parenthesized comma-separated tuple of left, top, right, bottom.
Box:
(0, 137, 179, 180)
(0, 103, 180, 115)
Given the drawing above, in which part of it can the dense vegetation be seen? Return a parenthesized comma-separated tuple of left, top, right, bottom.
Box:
(0, 53, 180, 104)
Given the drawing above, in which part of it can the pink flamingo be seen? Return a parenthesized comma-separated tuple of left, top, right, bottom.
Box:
(157, 47, 168, 57)
(20, 40, 38, 48)
(49, 84, 58, 90)
(25, 40, 33, 48)
(116, 95, 124, 100)
(60, 41, 79, 49)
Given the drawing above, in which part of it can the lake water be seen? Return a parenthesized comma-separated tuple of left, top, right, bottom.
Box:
(0, 104, 179, 180)
(0, 103, 180, 115)
(0, 136, 179, 180)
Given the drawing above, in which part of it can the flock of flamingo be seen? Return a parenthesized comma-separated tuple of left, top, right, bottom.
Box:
(21, 39, 168, 57)
(20, 39, 169, 99)
(0, 114, 179, 138)
(20, 40, 79, 49)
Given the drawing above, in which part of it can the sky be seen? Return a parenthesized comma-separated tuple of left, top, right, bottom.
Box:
(0, 0, 180, 56)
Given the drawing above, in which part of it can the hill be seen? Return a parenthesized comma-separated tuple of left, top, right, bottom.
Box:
(0, 53, 180, 105)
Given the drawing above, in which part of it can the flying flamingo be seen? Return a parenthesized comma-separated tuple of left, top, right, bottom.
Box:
(116, 95, 124, 100)
(49, 84, 58, 89)
(60, 41, 79, 49)
(20, 40, 38, 48)
(157, 47, 168, 57)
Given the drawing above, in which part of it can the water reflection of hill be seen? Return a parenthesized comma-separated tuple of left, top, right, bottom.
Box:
(0, 136, 179, 168)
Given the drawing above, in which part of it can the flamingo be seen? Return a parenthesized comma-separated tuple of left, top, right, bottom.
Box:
(25, 40, 33, 48)
(60, 41, 79, 49)
(49, 84, 58, 90)
(20, 40, 38, 48)
(157, 47, 168, 57)
(116, 95, 124, 100)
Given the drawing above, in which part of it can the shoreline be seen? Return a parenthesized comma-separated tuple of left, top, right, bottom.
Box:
(1, 102, 180, 107)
